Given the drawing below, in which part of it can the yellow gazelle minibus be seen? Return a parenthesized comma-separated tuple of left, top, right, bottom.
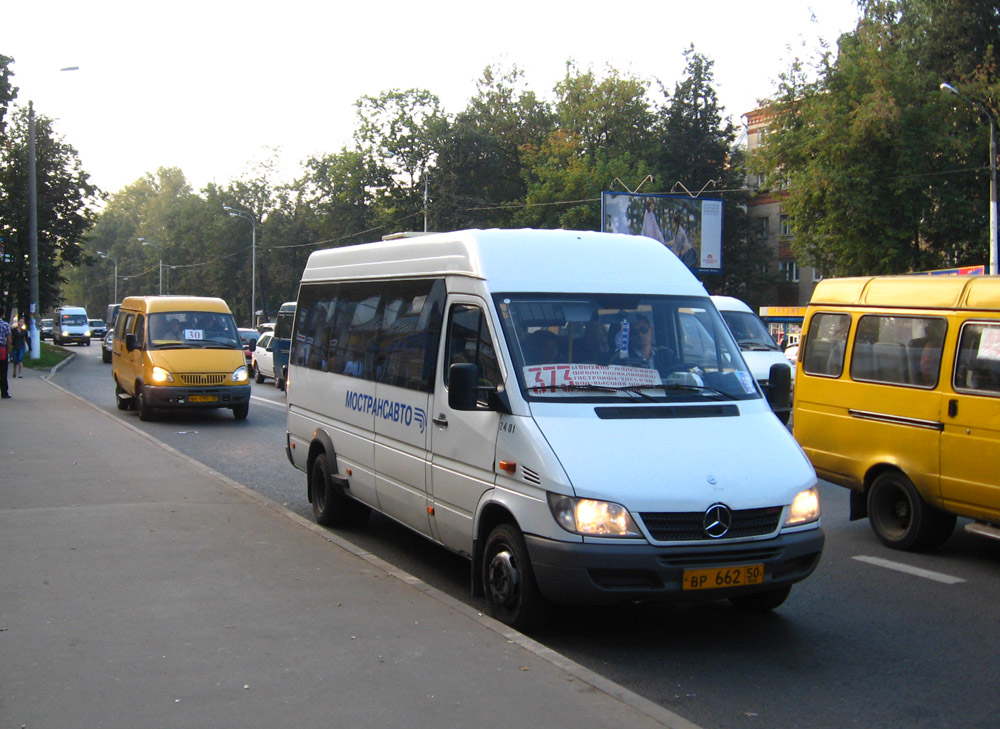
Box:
(794, 275, 1000, 550)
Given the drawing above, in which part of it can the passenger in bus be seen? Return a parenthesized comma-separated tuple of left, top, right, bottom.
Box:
(577, 320, 610, 365)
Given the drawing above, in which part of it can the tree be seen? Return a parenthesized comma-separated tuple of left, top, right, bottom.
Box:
(430, 64, 554, 230)
(753, 0, 1000, 275)
(0, 103, 100, 317)
(651, 48, 766, 299)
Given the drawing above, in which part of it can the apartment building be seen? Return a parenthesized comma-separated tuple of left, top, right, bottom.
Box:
(744, 106, 821, 306)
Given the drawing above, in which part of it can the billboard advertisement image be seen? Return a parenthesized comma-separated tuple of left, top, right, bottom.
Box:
(601, 191, 723, 273)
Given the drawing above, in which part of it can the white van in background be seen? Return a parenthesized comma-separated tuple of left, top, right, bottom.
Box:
(285, 230, 823, 629)
(53, 306, 92, 346)
(712, 295, 793, 424)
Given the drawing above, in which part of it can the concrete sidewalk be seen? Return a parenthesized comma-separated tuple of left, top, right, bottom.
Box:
(0, 365, 696, 729)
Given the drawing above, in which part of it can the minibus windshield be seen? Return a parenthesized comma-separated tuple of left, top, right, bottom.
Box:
(495, 294, 760, 403)
(719, 310, 781, 352)
(148, 311, 241, 350)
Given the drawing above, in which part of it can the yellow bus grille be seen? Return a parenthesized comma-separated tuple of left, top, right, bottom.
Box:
(180, 373, 226, 386)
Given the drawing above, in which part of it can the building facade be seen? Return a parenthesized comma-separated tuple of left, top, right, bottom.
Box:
(744, 107, 821, 306)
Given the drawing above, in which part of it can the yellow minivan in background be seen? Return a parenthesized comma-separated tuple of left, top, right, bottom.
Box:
(112, 296, 251, 421)
(793, 275, 1000, 550)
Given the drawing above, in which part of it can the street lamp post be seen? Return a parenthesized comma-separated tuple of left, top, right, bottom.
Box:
(138, 237, 164, 294)
(224, 206, 256, 326)
(941, 82, 998, 276)
(26, 66, 79, 359)
(97, 252, 118, 302)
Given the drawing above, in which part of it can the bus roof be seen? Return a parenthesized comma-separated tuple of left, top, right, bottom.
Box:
(300, 228, 705, 296)
(120, 296, 233, 314)
(809, 275, 1000, 311)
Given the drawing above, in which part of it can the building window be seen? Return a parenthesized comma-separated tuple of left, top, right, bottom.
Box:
(779, 261, 799, 282)
(754, 217, 769, 239)
(813, 269, 824, 282)
(779, 214, 793, 237)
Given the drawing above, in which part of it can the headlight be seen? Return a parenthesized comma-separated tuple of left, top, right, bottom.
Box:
(547, 493, 642, 537)
(151, 366, 174, 383)
(231, 366, 248, 383)
(785, 486, 820, 526)
(85, 330, 92, 337)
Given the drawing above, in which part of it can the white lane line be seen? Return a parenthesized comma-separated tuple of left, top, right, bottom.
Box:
(250, 394, 285, 410)
(852, 555, 966, 584)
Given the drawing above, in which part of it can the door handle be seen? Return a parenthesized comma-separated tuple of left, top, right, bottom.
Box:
(432, 414, 448, 427)
(948, 399, 958, 418)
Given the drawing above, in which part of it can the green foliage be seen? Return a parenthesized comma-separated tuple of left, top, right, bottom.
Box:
(0, 99, 101, 318)
(754, 0, 1000, 275)
(62, 53, 762, 316)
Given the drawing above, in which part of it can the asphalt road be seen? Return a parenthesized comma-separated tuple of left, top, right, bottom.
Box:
(53, 347, 1000, 729)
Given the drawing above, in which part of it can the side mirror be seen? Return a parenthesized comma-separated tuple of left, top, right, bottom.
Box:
(766, 362, 791, 411)
(125, 333, 138, 352)
(449, 363, 480, 411)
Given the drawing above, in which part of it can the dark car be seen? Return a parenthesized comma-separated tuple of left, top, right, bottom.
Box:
(102, 330, 114, 363)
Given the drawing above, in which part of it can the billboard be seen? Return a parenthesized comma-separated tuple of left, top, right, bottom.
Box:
(601, 191, 723, 273)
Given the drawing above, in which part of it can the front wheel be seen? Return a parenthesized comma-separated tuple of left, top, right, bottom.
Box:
(868, 471, 955, 550)
(254, 364, 265, 384)
(137, 388, 154, 422)
(232, 403, 249, 420)
(482, 523, 549, 631)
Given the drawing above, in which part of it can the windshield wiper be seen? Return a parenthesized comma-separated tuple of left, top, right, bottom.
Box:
(659, 383, 739, 400)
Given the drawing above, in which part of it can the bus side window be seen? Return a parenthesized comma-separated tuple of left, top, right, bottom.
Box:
(802, 313, 850, 377)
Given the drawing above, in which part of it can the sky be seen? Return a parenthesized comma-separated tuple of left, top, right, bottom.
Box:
(3, 0, 862, 196)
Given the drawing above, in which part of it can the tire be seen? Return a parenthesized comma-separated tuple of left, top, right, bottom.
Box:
(137, 388, 154, 422)
(310, 453, 370, 528)
(277, 376, 286, 392)
(482, 523, 549, 631)
(729, 585, 792, 613)
(102, 348, 112, 364)
(867, 471, 956, 550)
(115, 381, 131, 411)
(254, 364, 265, 384)
(232, 403, 249, 420)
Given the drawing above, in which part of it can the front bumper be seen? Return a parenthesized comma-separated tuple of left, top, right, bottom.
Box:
(526, 528, 824, 606)
(142, 384, 251, 410)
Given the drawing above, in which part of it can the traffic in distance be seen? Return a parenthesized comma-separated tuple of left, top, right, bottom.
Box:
(89, 228, 1000, 634)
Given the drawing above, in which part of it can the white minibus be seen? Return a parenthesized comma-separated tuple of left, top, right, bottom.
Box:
(284, 229, 823, 629)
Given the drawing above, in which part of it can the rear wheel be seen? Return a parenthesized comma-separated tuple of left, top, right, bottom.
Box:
(254, 364, 264, 384)
(115, 381, 131, 411)
(482, 523, 549, 630)
(310, 453, 370, 527)
(868, 471, 955, 550)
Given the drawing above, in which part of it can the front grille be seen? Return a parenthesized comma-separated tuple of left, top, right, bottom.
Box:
(639, 506, 783, 541)
(179, 373, 226, 386)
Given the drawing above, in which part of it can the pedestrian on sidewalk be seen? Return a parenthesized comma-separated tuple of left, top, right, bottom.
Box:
(0, 307, 11, 398)
(10, 318, 27, 378)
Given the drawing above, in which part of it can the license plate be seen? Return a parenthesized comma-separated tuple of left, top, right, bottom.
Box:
(682, 564, 765, 591)
(189, 394, 218, 403)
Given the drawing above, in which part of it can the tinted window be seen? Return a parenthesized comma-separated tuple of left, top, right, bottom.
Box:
(292, 279, 444, 392)
(802, 313, 851, 377)
(445, 304, 502, 403)
(850, 315, 946, 387)
(955, 321, 1000, 395)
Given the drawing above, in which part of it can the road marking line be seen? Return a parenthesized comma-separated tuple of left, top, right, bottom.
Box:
(852, 555, 966, 584)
